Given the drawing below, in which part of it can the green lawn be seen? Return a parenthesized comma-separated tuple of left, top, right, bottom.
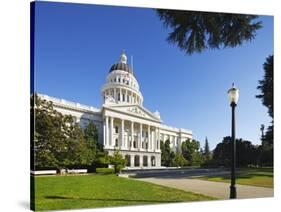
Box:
(195, 167, 273, 188)
(32, 174, 215, 211)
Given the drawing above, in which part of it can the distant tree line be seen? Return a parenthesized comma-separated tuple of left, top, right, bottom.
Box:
(211, 136, 272, 167)
(161, 135, 272, 168)
(31, 94, 125, 174)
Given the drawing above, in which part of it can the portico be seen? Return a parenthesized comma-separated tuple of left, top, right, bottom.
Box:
(102, 105, 162, 168)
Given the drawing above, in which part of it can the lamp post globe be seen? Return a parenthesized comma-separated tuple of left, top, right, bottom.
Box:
(228, 83, 239, 106)
(228, 83, 239, 199)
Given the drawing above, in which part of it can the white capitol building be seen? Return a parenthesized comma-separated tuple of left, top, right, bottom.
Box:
(39, 52, 192, 168)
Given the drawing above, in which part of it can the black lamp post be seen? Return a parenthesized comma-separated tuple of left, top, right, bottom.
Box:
(227, 83, 239, 199)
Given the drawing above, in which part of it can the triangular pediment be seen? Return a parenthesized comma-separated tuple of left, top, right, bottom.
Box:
(103, 104, 161, 122)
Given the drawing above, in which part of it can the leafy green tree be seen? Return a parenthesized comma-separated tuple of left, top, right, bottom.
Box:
(191, 151, 203, 166)
(256, 55, 273, 145)
(181, 139, 201, 166)
(256, 55, 273, 119)
(160, 140, 176, 166)
(84, 121, 99, 149)
(203, 137, 211, 161)
(33, 94, 66, 169)
(82, 121, 99, 165)
(109, 150, 126, 174)
(160, 140, 170, 166)
(172, 152, 187, 167)
(92, 151, 110, 168)
(256, 55, 273, 166)
(212, 136, 260, 167)
(156, 10, 262, 54)
(33, 94, 93, 170)
(60, 116, 91, 168)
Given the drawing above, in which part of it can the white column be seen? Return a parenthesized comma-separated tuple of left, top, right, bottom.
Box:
(110, 117, 114, 147)
(148, 125, 151, 151)
(147, 155, 151, 167)
(139, 123, 143, 150)
(156, 155, 161, 167)
(140, 155, 143, 167)
(157, 128, 160, 150)
(105, 116, 109, 147)
(130, 154, 135, 167)
(103, 117, 106, 147)
(153, 129, 156, 151)
(131, 121, 134, 149)
(121, 119, 124, 149)
(113, 88, 116, 101)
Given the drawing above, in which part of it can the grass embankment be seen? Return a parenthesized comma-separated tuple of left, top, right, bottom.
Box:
(33, 174, 215, 211)
(195, 167, 273, 188)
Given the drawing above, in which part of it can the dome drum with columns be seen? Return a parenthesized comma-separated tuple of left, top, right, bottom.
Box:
(102, 52, 143, 105)
(39, 51, 192, 169)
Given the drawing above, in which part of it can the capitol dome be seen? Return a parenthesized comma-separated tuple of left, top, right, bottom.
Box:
(109, 63, 134, 75)
(109, 51, 134, 75)
(101, 51, 143, 105)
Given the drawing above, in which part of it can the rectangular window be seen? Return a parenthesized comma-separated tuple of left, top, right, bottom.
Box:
(115, 126, 118, 133)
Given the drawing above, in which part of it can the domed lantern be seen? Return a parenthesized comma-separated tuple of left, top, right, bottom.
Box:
(227, 83, 239, 105)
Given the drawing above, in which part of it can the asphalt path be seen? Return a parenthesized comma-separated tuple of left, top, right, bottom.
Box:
(120, 168, 274, 199)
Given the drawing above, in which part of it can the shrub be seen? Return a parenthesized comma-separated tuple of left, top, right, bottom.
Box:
(96, 168, 114, 175)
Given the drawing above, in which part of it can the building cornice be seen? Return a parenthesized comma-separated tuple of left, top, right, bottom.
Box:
(38, 93, 101, 115)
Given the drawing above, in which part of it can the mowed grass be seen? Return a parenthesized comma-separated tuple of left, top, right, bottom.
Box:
(33, 174, 215, 211)
(195, 167, 273, 188)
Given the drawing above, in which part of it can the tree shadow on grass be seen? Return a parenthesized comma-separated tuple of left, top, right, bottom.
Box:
(207, 172, 273, 180)
(44, 195, 181, 203)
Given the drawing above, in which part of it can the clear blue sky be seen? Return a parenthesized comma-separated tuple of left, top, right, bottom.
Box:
(34, 1, 273, 150)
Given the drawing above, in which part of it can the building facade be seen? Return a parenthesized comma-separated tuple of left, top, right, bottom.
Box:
(39, 52, 192, 168)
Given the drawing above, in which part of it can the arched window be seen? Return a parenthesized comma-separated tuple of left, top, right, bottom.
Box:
(143, 156, 148, 167)
(134, 155, 140, 167)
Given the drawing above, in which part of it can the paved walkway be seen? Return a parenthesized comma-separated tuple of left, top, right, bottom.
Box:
(136, 177, 273, 199)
